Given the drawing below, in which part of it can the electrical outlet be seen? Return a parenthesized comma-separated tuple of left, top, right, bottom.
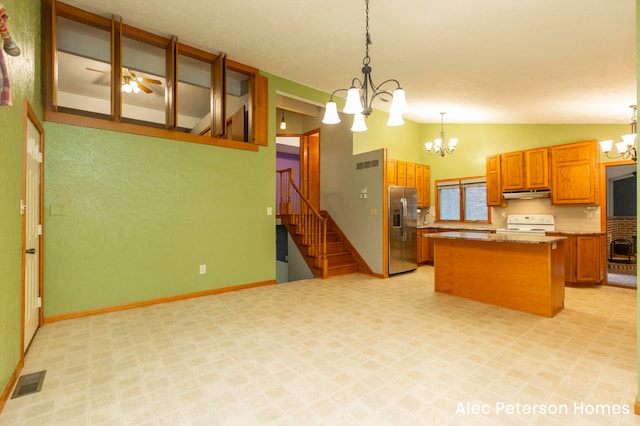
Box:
(199, 264, 206, 274)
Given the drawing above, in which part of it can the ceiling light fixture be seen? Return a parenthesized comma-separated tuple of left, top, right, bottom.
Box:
(425, 112, 458, 157)
(599, 105, 637, 162)
(121, 75, 141, 94)
(280, 110, 287, 130)
(321, 0, 408, 132)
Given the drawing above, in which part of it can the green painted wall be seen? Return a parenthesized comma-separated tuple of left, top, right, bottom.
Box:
(0, 0, 42, 404)
(43, 123, 276, 316)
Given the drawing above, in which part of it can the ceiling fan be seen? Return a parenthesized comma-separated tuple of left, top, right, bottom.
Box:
(87, 67, 162, 94)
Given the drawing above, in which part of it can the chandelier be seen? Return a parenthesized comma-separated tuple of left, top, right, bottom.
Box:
(321, 0, 408, 132)
(599, 105, 637, 162)
(425, 112, 458, 157)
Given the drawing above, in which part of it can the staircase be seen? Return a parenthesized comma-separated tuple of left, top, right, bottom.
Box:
(278, 169, 371, 279)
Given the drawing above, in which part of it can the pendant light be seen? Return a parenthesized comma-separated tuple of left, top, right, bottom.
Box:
(280, 110, 287, 130)
(321, 0, 408, 132)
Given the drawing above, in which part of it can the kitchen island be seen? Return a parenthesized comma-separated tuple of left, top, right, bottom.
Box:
(428, 232, 566, 317)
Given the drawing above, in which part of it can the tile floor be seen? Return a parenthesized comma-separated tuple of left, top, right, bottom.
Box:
(607, 272, 637, 289)
(0, 266, 638, 425)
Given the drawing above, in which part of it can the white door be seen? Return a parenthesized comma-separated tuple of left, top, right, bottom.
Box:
(23, 113, 43, 352)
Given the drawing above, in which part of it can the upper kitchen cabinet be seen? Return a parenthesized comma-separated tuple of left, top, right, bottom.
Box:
(387, 159, 397, 186)
(550, 140, 599, 205)
(386, 158, 430, 208)
(396, 161, 407, 186)
(501, 148, 549, 190)
(486, 154, 505, 206)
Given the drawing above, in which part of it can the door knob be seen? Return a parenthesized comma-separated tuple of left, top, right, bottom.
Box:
(25, 248, 36, 254)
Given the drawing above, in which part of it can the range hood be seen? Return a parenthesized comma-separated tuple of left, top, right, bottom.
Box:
(502, 189, 551, 199)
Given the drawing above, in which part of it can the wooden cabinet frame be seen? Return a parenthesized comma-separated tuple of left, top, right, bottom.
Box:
(43, 0, 268, 151)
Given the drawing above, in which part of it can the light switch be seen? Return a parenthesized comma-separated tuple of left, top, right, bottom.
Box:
(267, 207, 273, 215)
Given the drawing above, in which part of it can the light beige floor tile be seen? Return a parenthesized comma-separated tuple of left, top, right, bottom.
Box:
(0, 266, 638, 425)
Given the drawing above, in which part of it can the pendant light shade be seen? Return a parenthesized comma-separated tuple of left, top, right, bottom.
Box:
(351, 112, 367, 132)
(600, 105, 637, 162)
(322, 101, 341, 124)
(280, 110, 287, 130)
(344, 87, 364, 114)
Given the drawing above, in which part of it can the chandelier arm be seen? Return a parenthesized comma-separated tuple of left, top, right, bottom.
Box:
(328, 88, 349, 101)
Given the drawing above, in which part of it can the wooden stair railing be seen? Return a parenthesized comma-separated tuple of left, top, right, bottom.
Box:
(277, 169, 372, 278)
(278, 168, 328, 277)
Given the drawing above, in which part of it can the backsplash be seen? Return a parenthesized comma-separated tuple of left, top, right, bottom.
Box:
(492, 198, 601, 232)
(419, 198, 602, 232)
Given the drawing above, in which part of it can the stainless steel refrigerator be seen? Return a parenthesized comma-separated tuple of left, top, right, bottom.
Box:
(388, 186, 418, 275)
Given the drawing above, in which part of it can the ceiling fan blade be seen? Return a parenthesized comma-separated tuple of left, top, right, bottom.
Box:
(140, 77, 162, 85)
(138, 83, 153, 94)
(86, 67, 110, 74)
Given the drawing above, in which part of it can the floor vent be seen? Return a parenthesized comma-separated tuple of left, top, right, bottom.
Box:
(11, 371, 46, 399)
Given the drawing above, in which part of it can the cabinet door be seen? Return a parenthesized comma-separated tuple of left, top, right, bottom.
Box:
(502, 151, 525, 190)
(525, 148, 549, 189)
(397, 161, 407, 186)
(418, 229, 429, 263)
(415, 164, 424, 206)
(387, 159, 397, 186)
(486, 155, 504, 206)
(406, 162, 416, 187)
(423, 166, 431, 208)
(550, 141, 598, 204)
(426, 229, 437, 263)
(575, 235, 601, 283)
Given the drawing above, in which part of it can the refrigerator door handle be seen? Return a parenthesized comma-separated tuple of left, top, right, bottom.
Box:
(401, 197, 407, 241)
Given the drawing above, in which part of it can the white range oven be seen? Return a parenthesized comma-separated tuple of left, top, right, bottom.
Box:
(495, 214, 555, 236)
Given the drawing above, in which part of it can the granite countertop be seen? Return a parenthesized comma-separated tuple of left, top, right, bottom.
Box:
(546, 230, 606, 235)
(417, 224, 494, 231)
(425, 231, 567, 244)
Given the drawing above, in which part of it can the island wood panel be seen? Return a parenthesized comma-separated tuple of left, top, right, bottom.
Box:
(433, 238, 565, 317)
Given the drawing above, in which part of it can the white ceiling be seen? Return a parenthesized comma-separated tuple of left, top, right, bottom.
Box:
(61, 0, 637, 124)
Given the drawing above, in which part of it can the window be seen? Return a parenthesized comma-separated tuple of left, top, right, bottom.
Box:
(44, 0, 268, 149)
(436, 177, 490, 223)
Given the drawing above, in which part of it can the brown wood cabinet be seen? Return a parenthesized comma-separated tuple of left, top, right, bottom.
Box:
(387, 159, 397, 186)
(525, 148, 550, 188)
(416, 165, 424, 206)
(386, 159, 430, 208)
(396, 161, 407, 186)
(417, 229, 430, 263)
(406, 162, 416, 187)
(546, 232, 605, 285)
(501, 148, 549, 191)
(550, 140, 599, 205)
(501, 151, 525, 190)
(486, 154, 504, 206)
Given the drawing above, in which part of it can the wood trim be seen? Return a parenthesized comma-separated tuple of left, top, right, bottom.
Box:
(599, 159, 635, 232)
(23, 101, 46, 349)
(634, 396, 640, 415)
(383, 149, 389, 278)
(43, 280, 276, 324)
(55, 1, 112, 30)
(45, 110, 260, 151)
(0, 359, 24, 415)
